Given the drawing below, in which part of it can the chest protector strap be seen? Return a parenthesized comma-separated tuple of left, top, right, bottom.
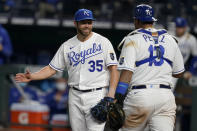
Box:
(135, 29, 172, 67)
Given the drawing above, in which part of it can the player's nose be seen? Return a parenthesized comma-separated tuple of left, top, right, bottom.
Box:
(84, 23, 90, 28)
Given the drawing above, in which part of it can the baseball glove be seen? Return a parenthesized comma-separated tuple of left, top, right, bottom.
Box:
(90, 97, 114, 123)
(107, 102, 125, 131)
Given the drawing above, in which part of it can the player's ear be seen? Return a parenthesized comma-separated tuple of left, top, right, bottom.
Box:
(136, 19, 141, 25)
(134, 19, 139, 29)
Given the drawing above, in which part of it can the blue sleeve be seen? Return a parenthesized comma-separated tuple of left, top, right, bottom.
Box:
(189, 56, 197, 75)
(0, 28, 13, 57)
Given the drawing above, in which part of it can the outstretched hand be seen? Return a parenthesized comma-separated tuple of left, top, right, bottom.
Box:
(15, 69, 32, 83)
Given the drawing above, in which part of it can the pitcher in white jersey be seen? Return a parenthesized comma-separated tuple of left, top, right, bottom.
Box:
(172, 17, 197, 88)
(15, 9, 119, 131)
(112, 4, 185, 131)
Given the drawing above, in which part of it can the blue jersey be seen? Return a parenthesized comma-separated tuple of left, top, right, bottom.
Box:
(45, 88, 69, 119)
(0, 25, 13, 64)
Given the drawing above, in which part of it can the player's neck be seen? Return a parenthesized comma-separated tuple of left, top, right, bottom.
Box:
(77, 32, 93, 42)
(142, 24, 153, 29)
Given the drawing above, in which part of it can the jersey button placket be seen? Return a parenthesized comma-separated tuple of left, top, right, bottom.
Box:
(79, 42, 84, 88)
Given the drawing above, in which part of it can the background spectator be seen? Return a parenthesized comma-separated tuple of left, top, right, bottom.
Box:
(45, 78, 69, 120)
(38, 0, 63, 18)
(9, 82, 39, 106)
(0, 24, 13, 65)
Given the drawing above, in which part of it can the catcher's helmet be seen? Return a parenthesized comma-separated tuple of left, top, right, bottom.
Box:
(134, 4, 157, 22)
(175, 17, 187, 27)
(74, 9, 95, 21)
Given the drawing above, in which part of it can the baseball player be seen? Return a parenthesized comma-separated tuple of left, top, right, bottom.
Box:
(114, 4, 185, 131)
(15, 9, 119, 131)
(172, 17, 197, 89)
(173, 17, 197, 131)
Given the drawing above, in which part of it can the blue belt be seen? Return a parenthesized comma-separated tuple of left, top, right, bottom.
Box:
(132, 84, 171, 89)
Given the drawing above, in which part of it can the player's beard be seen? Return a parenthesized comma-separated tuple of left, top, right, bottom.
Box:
(77, 27, 92, 37)
(176, 27, 186, 37)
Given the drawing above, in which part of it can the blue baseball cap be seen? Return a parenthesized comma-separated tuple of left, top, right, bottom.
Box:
(74, 9, 95, 21)
(175, 17, 187, 27)
(134, 4, 157, 22)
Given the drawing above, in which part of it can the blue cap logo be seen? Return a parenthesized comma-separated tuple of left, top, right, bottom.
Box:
(83, 10, 90, 16)
(74, 9, 95, 21)
(145, 9, 151, 16)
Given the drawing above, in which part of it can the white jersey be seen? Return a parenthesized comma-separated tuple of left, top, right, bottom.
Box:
(176, 32, 197, 63)
(49, 32, 118, 90)
(118, 28, 185, 86)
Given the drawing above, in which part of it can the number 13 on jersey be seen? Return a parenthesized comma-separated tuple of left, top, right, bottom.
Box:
(148, 45, 165, 66)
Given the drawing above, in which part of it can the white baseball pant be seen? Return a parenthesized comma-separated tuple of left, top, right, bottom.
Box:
(68, 87, 108, 131)
(120, 85, 176, 131)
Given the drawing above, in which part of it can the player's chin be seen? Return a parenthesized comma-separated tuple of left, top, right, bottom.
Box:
(82, 30, 91, 36)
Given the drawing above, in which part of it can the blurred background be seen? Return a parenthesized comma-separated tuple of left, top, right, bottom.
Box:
(0, 0, 197, 131)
